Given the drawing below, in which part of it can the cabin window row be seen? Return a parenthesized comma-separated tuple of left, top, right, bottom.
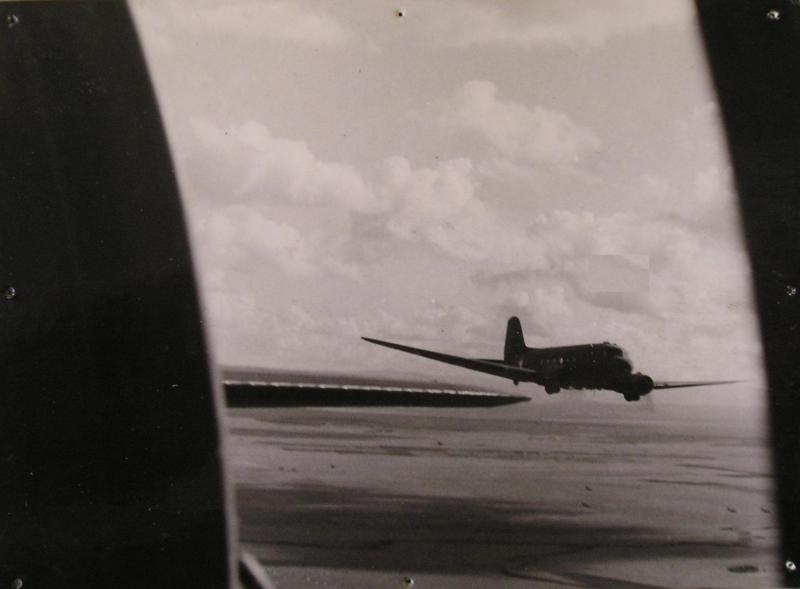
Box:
(541, 348, 612, 366)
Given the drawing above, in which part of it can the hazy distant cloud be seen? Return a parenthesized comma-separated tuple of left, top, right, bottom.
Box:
(195, 205, 316, 276)
(567, 254, 650, 294)
(240, 213, 316, 275)
(421, 1, 693, 50)
(178, 2, 351, 46)
(639, 164, 738, 234)
(209, 296, 447, 370)
(130, 2, 177, 54)
(466, 207, 758, 378)
(496, 209, 749, 329)
(692, 165, 736, 217)
(438, 81, 600, 165)
(131, 1, 354, 60)
(190, 118, 377, 213)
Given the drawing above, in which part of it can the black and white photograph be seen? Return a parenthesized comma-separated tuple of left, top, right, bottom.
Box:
(4, 1, 800, 588)
(131, 1, 777, 587)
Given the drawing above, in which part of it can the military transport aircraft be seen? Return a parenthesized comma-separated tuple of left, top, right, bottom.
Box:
(363, 317, 738, 402)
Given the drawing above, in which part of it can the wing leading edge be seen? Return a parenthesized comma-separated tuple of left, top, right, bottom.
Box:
(361, 337, 541, 382)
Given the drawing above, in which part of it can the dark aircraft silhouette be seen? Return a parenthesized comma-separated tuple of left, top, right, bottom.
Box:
(363, 317, 738, 402)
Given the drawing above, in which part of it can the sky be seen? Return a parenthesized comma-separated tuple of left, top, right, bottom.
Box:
(130, 0, 765, 405)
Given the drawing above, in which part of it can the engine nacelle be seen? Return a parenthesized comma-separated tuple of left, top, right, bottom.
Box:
(613, 373, 654, 398)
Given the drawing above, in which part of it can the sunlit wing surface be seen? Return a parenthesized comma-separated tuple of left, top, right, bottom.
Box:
(652, 380, 742, 389)
(222, 368, 529, 408)
(361, 337, 541, 382)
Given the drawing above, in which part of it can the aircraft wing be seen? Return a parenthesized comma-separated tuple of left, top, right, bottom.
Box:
(652, 380, 741, 390)
(222, 368, 529, 408)
(361, 337, 541, 382)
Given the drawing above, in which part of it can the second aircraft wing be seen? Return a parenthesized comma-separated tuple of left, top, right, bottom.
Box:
(222, 367, 529, 408)
(652, 380, 741, 389)
(361, 337, 541, 383)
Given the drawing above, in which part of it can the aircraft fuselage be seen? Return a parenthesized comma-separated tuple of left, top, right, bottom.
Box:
(509, 342, 655, 401)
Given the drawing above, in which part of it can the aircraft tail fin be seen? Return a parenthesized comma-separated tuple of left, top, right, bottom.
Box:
(504, 316, 527, 363)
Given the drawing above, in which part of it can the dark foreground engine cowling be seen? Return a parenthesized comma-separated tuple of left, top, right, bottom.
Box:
(614, 373, 654, 401)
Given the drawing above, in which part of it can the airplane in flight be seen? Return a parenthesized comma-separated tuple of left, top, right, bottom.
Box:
(363, 317, 738, 402)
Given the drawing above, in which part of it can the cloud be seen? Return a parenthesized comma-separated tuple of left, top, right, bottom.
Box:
(438, 81, 601, 165)
(209, 296, 457, 371)
(240, 213, 316, 275)
(182, 119, 382, 286)
(369, 155, 746, 346)
(419, 1, 694, 50)
(177, 2, 350, 46)
(638, 164, 738, 236)
(377, 156, 542, 267)
(194, 205, 316, 277)
(523, 209, 750, 313)
(368, 154, 754, 378)
(186, 116, 590, 297)
(566, 254, 650, 294)
(467, 207, 758, 378)
(190, 119, 378, 213)
(177, 116, 757, 386)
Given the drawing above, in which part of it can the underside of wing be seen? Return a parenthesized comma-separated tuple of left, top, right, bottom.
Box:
(361, 337, 541, 382)
(652, 380, 742, 390)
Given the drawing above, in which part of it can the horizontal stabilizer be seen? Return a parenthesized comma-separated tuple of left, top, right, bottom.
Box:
(652, 380, 742, 390)
(361, 337, 540, 382)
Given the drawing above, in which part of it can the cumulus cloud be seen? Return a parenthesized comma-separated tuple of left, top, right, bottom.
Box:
(438, 81, 601, 166)
(190, 119, 377, 212)
(418, 1, 694, 50)
(377, 156, 541, 267)
(241, 214, 316, 275)
(193, 204, 316, 278)
(180, 119, 384, 288)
